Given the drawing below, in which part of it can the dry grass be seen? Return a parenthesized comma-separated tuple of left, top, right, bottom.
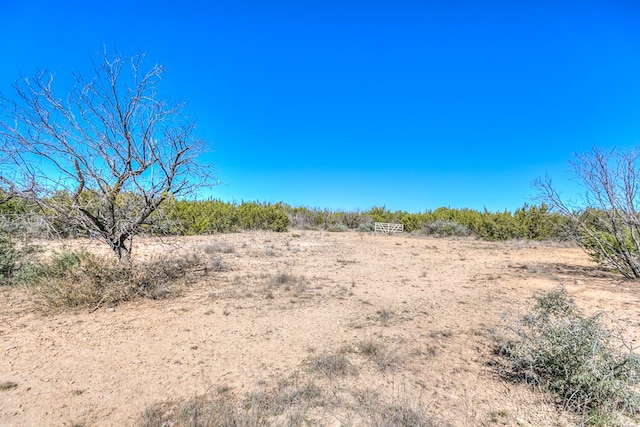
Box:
(139, 371, 442, 427)
(202, 242, 235, 254)
(0, 381, 17, 391)
(357, 338, 403, 372)
(353, 387, 445, 427)
(309, 349, 356, 379)
(27, 250, 203, 310)
(377, 306, 395, 322)
(140, 378, 327, 427)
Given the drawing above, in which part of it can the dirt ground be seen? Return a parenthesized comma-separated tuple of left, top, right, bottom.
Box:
(1, 230, 639, 426)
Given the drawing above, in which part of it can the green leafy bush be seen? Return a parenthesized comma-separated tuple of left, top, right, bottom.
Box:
(421, 219, 471, 237)
(159, 199, 289, 234)
(498, 286, 640, 424)
(236, 202, 289, 232)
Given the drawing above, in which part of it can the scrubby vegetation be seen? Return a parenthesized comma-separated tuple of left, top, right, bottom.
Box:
(497, 286, 640, 425)
(0, 190, 571, 243)
(2, 246, 208, 310)
(140, 349, 441, 427)
(283, 203, 567, 240)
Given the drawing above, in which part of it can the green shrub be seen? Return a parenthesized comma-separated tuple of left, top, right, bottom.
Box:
(421, 219, 471, 237)
(0, 234, 42, 286)
(498, 286, 640, 424)
(358, 222, 374, 232)
(236, 202, 289, 232)
(160, 199, 290, 234)
(327, 224, 348, 232)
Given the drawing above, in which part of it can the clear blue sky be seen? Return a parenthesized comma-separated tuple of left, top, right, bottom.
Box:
(2, 0, 640, 212)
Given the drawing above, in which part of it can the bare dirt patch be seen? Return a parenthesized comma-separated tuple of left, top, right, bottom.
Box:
(1, 231, 638, 426)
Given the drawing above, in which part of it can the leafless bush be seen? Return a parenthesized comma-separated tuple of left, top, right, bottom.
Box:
(536, 146, 640, 279)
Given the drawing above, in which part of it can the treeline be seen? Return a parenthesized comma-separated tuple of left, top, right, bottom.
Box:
(0, 194, 569, 241)
(285, 203, 568, 240)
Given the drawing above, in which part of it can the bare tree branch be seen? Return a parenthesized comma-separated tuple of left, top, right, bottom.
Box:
(535, 146, 640, 279)
(0, 50, 215, 262)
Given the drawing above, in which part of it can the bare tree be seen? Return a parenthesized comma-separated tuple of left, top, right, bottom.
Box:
(536, 146, 640, 279)
(0, 50, 212, 262)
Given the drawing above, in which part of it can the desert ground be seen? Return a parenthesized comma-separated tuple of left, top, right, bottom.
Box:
(1, 230, 639, 426)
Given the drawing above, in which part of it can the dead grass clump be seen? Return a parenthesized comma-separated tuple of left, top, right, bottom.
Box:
(268, 272, 307, 294)
(28, 250, 200, 310)
(209, 276, 254, 299)
(202, 242, 235, 254)
(331, 284, 353, 298)
(141, 393, 260, 427)
(207, 258, 225, 272)
(377, 306, 395, 322)
(353, 387, 444, 427)
(269, 272, 298, 287)
(358, 338, 402, 372)
(140, 379, 326, 427)
(0, 381, 18, 390)
(309, 349, 356, 378)
(248, 379, 325, 418)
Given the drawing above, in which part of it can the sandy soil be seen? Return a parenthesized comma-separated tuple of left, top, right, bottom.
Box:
(1, 231, 639, 426)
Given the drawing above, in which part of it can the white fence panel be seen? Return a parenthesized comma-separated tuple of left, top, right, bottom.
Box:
(374, 222, 404, 234)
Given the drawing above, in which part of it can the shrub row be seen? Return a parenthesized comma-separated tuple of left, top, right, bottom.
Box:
(156, 199, 290, 235)
(283, 203, 569, 240)
(0, 193, 568, 241)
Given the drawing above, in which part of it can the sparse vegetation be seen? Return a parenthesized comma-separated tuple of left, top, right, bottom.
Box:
(22, 250, 201, 310)
(354, 387, 443, 427)
(268, 272, 306, 293)
(140, 368, 441, 426)
(309, 349, 356, 378)
(1, 225, 634, 426)
(202, 242, 235, 254)
(358, 338, 402, 372)
(497, 286, 640, 424)
(0, 381, 17, 391)
(377, 306, 395, 322)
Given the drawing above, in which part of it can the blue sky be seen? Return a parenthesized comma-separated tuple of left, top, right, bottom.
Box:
(2, 1, 640, 212)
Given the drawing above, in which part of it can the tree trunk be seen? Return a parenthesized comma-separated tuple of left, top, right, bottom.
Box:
(110, 236, 133, 265)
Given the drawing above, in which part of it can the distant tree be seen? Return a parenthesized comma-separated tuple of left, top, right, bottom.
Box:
(536, 146, 640, 279)
(0, 49, 213, 262)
